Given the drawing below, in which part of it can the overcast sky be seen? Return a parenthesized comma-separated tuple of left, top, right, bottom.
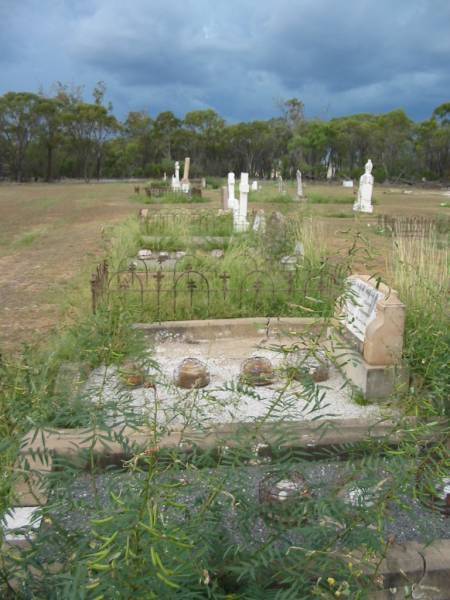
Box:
(0, 0, 449, 122)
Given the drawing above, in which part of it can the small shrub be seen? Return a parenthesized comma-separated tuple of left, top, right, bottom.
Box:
(205, 176, 223, 189)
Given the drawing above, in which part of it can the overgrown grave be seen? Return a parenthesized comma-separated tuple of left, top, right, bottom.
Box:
(3, 209, 450, 599)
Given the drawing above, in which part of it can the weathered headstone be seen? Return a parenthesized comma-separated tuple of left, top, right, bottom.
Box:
(172, 161, 181, 191)
(343, 180, 354, 188)
(277, 175, 284, 193)
(201, 177, 206, 189)
(296, 169, 303, 198)
(227, 172, 236, 210)
(326, 163, 335, 180)
(181, 157, 191, 193)
(251, 180, 258, 191)
(294, 240, 304, 257)
(264, 211, 287, 256)
(280, 255, 298, 271)
(221, 185, 229, 210)
(234, 172, 250, 232)
(54, 361, 90, 402)
(353, 159, 374, 213)
(252, 209, 266, 233)
(328, 275, 406, 399)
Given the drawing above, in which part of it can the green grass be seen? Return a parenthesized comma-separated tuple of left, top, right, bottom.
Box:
(12, 226, 48, 248)
(105, 213, 349, 322)
(389, 234, 450, 414)
(142, 211, 234, 239)
(132, 192, 210, 204)
(307, 192, 354, 205)
(249, 188, 297, 203)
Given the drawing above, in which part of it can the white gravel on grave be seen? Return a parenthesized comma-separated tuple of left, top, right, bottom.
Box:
(84, 338, 384, 427)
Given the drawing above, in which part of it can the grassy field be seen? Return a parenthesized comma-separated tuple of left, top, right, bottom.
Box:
(0, 179, 448, 352)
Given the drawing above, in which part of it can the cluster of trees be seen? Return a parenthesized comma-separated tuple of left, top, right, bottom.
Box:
(0, 84, 449, 182)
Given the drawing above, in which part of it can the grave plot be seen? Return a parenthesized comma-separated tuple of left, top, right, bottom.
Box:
(4, 211, 449, 599)
(91, 209, 349, 321)
(82, 318, 385, 428)
(376, 214, 445, 238)
(6, 416, 450, 598)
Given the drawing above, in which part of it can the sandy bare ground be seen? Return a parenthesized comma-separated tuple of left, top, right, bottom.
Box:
(0, 183, 138, 352)
(0, 181, 447, 353)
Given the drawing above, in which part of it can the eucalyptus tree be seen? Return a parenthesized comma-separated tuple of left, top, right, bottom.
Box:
(36, 95, 65, 182)
(153, 111, 181, 161)
(0, 91, 40, 181)
(123, 111, 154, 175)
(183, 109, 226, 174)
(61, 83, 120, 180)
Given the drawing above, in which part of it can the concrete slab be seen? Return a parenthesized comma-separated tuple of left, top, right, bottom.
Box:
(2, 506, 42, 542)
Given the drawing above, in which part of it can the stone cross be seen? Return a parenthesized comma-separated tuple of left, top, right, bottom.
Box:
(353, 159, 374, 213)
(296, 169, 303, 198)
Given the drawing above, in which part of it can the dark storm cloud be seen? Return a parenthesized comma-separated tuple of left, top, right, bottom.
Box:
(0, 0, 449, 120)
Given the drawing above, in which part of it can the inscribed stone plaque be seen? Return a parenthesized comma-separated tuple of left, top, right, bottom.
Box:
(344, 278, 384, 342)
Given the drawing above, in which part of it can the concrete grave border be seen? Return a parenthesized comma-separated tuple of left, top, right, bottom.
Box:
(4, 416, 450, 597)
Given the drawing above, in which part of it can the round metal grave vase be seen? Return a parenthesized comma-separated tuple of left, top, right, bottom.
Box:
(175, 358, 210, 389)
(259, 471, 311, 525)
(286, 351, 330, 383)
(337, 473, 393, 510)
(240, 356, 275, 386)
(416, 456, 450, 516)
(119, 361, 145, 388)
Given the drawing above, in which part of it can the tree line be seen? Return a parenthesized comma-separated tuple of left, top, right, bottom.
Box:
(0, 84, 448, 183)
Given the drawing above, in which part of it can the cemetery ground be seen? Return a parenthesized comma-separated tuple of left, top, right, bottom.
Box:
(0, 180, 448, 352)
(0, 179, 449, 598)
